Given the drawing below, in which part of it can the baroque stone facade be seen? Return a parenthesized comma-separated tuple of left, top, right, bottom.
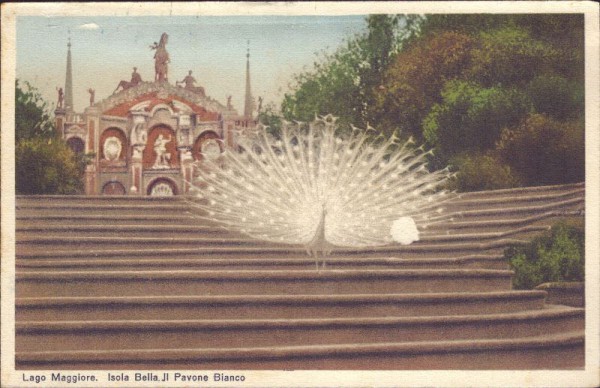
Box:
(55, 37, 257, 196)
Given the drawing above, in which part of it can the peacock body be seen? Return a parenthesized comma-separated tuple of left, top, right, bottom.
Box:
(191, 116, 453, 257)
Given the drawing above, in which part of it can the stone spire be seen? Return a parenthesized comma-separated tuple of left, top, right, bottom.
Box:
(243, 41, 254, 119)
(64, 37, 74, 113)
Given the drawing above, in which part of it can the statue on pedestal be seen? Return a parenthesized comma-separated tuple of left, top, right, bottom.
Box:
(151, 33, 170, 82)
(87, 88, 95, 106)
(153, 133, 172, 169)
(56, 87, 64, 109)
(113, 67, 142, 94)
(257, 96, 263, 113)
(176, 70, 205, 97)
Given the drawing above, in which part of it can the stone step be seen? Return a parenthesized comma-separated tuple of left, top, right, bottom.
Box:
(15, 330, 584, 370)
(16, 306, 583, 352)
(15, 197, 583, 223)
(15, 187, 583, 218)
(442, 187, 584, 212)
(16, 223, 230, 237)
(15, 269, 514, 297)
(424, 211, 583, 234)
(14, 223, 550, 242)
(15, 254, 508, 271)
(16, 195, 187, 206)
(16, 214, 202, 226)
(16, 241, 514, 260)
(16, 234, 280, 247)
(16, 290, 546, 321)
(454, 182, 584, 199)
(15, 229, 538, 251)
(15, 182, 583, 207)
(16, 205, 195, 218)
(420, 224, 550, 241)
(441, 197, 583, 222)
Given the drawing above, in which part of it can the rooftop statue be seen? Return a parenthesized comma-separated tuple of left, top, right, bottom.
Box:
(113, 67, 142, 94)
(56, 87, 64, 109)
(176, 70, 205, 97)
(151, 33, 170, 82)
(87, 88, 95, 106)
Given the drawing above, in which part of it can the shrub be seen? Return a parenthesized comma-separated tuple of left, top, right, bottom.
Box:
(505, 220, 584, 289)
(423, 80, 532, 164)
(446, 153, 520, 192)
(468, 27, 559, 87)
(16, 137, 85, 195)
(375, 30, 475, 139)
(497, 113, 584, 186)
(526, 75, 584, 120)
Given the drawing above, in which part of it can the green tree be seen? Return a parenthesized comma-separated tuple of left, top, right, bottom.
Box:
(16, 137, 84, 194)
(281, 37, 365, 129)
(16, 80, 55, 141)
(497, 114, 584, 186)
(526, 75, 584, 121)
(370, 14, 585, 190)
(257, 103, 284, 138)
(281, 14, 419, 131)
(374, 30, 475, 139)
(467, 27, 559, 87)
(422, 80, 532, 165)
(446, 152, 520, 192)
(15, 80, 86, 194)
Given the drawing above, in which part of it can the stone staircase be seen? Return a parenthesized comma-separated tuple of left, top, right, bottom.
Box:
(15, 183, 585, 369)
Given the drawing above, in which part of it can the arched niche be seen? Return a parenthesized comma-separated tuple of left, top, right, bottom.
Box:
(193, 131, 223, 162)
(146, 177, 178, 196)
(101, 181, 126, 195)
(100, 127, 128, 164)
(66, 136, 85, 154)
(143, 125, 179, 170)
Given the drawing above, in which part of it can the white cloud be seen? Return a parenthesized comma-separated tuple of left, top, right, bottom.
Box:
(77, 23, 100, 30)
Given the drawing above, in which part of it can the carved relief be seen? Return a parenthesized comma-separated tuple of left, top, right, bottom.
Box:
(131, 122, 147, 160)
(99, 127, 128, 170)
(150, 182, 174, 196)
(147, 178, 178, 196)
(152, 134, 173, 169)
(102, 181, 126, 195)
(192, 131, 222, 161)
(143, 125, 179, 170)
(103, 136, 122, 161)
(201, 139, 221, 161)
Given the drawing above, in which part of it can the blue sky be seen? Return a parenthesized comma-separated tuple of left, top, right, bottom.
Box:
(17, 15, 367, 113)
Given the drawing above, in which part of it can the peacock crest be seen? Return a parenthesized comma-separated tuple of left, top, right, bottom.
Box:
(190, 115, 453, 259)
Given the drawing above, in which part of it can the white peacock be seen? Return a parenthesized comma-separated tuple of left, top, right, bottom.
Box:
(191, 115, 454, 267)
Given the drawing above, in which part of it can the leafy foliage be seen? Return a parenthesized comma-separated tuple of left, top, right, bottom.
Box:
(281, 37, 366, 129)
(16, 137, 85, 194)
(281, 15, 421, 132)
(15, 79, 87, 194)
(467, 27, 559, 87)
(280, 14, 584, 191)
(15, 80, 55, 141)
(375, 31, 475, 139)
(506, 220, 585, 289)
(526, 75, 584, 121)
(497, 114, 584, 186)
(446, 153, 520, 192)
(257, 103, 284, 138)
(423, 80, 531, 165)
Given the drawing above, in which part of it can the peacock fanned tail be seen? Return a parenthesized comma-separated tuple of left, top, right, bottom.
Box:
(190, 115, 454, 256)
